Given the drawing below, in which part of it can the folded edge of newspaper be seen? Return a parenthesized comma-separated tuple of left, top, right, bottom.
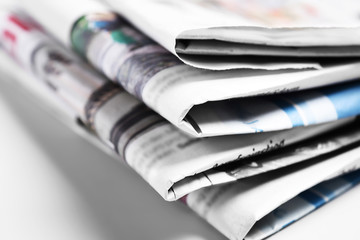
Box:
(184, 145, 360, 240)
(246, 169, 360, 239)
(171, 119, 360, 199)
(102, 0, 360, 70)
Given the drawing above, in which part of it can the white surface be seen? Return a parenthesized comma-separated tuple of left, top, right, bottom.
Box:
(1, 69, 360, 240)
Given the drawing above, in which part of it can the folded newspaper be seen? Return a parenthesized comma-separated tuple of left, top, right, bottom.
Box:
(2, 7, 360, 240)
(101, 0, 360, 71)
(19, 0, 360, 137)
(185, 150, 360, 240)
(245, 170, 360, 240)
(3, 55, 360, 240)
(0, 9, 356, 202)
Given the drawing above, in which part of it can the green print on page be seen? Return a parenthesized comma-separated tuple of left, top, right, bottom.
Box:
(71, 13, 136, 56)
(71, 16, 90, 56)
(111, 30, 135, 44)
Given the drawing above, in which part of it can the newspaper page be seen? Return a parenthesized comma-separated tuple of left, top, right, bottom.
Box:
(185, 146, 360, 240)
(101, 0, 360, 70)
(0, 9, 353, 201)
(19, 0, 360, 137)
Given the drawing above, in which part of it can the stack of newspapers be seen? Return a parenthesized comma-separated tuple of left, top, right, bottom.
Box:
(2, 0, 360, 239)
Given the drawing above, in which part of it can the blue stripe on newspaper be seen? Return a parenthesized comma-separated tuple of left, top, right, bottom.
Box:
(320, 81, 360, 119)
(282, 220, 296, 229)
(287, 95, 317, 125)
(341, 170, 360, 186)
(273, 98, 303, 127)
(312, 185, 337, 200)
(254, 170, 360, 238)
(299, 190, 325, 208)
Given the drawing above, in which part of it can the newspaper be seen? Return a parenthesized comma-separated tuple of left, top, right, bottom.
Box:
(3, 47, 360, 240)
(101, 0, 360, 70)
(185, 146, 360, 240)
(19, 0, 360, 137)
(0, 9, 353, 201)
